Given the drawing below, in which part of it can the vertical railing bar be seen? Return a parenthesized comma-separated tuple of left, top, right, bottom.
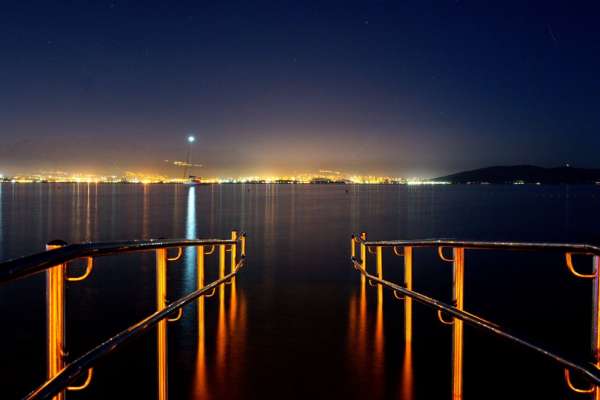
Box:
(230, 231, 238, 324)
(230, 231, 238, 280)
(241, 233, 246, 257)
(404, 246, 413, 344)
(376, 245, 383, 298)
(156, 248, 168, 400)
(219, 244, 226, 301)
(452, 247, 465, 400)
(592, 255, 600, 399)
(46, 241, 66, 400)
(219, 244, 226, 280)
(360, 232, 367, 287)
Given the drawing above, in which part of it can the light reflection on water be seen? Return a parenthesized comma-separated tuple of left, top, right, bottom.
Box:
(185, 186, 196, 293)
(0, 183, 2, 261)
(1, 183, 600, 399)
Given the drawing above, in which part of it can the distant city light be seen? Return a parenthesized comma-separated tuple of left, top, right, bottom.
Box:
(0, 169, 455, 185)
(187, 136, 195, 143)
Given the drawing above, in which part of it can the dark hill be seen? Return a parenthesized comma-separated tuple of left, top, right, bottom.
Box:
(435, 165, 600, 184)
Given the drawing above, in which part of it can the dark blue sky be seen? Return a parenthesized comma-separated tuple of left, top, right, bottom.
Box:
(1, 1, 599, 177)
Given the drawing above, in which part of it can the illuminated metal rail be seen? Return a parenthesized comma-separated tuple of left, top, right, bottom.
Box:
(0, 231, 247, 400)
(0, 237, 240, 284)
(350, 234, 600, 399)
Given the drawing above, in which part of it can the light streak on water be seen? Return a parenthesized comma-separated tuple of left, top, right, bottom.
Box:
(0, 184, 3, 260)
(184, 186, 196, 293)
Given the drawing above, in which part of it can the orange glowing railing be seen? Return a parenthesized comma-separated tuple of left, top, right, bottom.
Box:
(0, 231, 247, 400)
(350, 234, 600, 399)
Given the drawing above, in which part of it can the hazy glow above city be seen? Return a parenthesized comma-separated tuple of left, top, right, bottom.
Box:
(1, 2, 599, 178)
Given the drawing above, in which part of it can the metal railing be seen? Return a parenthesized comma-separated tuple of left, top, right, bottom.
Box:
(0, 230, 247, 400)
(350, 233, 600, 399)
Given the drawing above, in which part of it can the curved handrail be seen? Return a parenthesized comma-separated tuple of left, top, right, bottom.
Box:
(23, 256, 246, 400)
(351, 235, 600, 255)
(351, 256, 600, 386)
(0, 237, 244, 284)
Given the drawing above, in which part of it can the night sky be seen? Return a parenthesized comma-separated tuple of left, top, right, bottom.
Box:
(1, 1, 599, 178)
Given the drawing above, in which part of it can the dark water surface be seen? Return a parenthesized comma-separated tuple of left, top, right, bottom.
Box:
(1, 183, 600, 399)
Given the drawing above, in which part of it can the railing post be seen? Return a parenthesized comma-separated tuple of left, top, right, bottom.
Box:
(452, 248, 465, 400)
(376, 246, 383, 280)
(46, 240, 67, 400)
(230, 231, 239, 323)
(230, 231, 238, 272)
(156, 248, 168, 400)
(195, 245, 206, 395)
(375, 244, 385, 369)
(197, 245, 205, 330)
(404, 246, 413, 344)
(360, 232, 367, 286)
(219, 244, 226, 294)
(593, 256, 600, 400)
(219, 244, 225, 278)
(376, 245, 383, 295)
(230, 231, 238, 286)
(241, 233, 246, 258)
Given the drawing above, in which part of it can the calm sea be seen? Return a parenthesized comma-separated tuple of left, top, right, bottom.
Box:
(1, 183, 600, 399)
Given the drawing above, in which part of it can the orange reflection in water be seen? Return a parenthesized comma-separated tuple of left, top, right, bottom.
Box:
(216, 245, 227, 386)
(216, 277, 227, 384)
(229, 279, 237, 325)
(452, 321, 464, 400)
(193, 246, 208, 399)
(192, 245, 247, 400)
(226, 280, 247, 399)
(347, 278, 387, 398)
(193, 297, 208, 399)
(347, 280, 368, 376)
(359, 281, 367, 361)
(372, 282, 385, 398)
(399, 342, 414, 400)
(348, 274, 416, 399)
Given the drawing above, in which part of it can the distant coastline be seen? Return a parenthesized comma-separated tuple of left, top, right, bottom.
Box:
(434, 165, 600, 185)
(3, 165, 600, 185)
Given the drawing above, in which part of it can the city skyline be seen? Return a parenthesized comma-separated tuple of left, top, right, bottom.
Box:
(0, 167, 437, 184)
